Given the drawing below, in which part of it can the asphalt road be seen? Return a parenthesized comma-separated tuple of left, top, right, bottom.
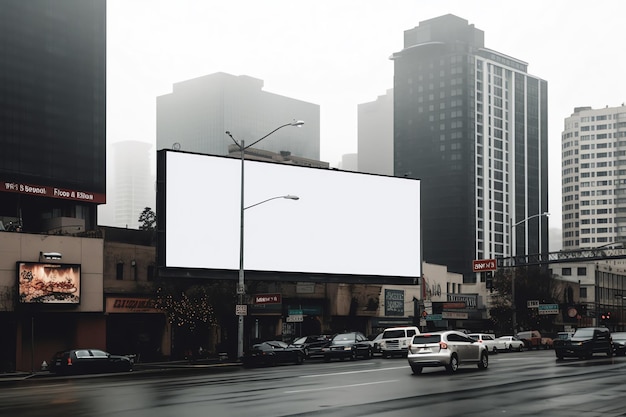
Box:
(2, 350, 626, 417)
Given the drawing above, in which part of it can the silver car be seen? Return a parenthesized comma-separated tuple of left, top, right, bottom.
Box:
(407, 330, 489, 374)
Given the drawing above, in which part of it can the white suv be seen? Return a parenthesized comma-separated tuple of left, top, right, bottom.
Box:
(379, 326, 420, 358)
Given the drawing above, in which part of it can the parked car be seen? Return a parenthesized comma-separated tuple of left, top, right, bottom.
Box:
(367, 332, 384, 355)
(242, 341, 304, 367)
(468, 333, 507, 353)
(497, 335, 525, 352)
(517, 330, 553, 349)
(407, 330, 489, 375)
(50, 349, 133, 375)
(611, 332, 626, 356)
(379, 326, 420, 358)
(290, 335, 331, 359)
(322, 331, 372, 362)
(554, 327, 613, 360)
(554, 331, 575, 344)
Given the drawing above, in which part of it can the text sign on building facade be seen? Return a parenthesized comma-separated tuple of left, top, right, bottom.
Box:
(254, 293, 281, 304)
(447, 294, 477, 309)
(472, 259, 497, 272)
(385, 289, 404, 316)
(538, 304, 559, 315)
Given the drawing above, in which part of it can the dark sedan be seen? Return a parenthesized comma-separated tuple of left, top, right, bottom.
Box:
(322, 331, 372, 362)
(291, 335, 331, 359)
(242, 341, 304, 367)
(612, 332, 626, 356)
(50, 349, 133, 375)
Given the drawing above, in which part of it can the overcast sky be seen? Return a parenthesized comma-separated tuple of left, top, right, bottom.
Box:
(106, 0, 626, 239)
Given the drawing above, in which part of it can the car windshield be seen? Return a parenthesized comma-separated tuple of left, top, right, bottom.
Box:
(383, 330, 405, 339)
(412, 334, 441, 344)
(293, 337, 307, 344)
(333, 333, 355, 343)
(574, 328, 595, 338)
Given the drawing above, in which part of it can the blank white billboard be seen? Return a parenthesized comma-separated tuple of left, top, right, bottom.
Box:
(162, 151, 421, 278)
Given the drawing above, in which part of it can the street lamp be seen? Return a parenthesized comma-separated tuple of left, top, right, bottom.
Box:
(510, 211, 550, 335)
(245, 194, 299, 210)
(225, 120, 304, 360)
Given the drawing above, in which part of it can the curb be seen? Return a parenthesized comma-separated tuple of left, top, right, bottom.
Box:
(0, 360, 242, 382)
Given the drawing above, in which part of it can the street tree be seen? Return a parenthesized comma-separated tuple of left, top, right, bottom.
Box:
(489, 265, 557, 334)
(138, 207, 156, 230)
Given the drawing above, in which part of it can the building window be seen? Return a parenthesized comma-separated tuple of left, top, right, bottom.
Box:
(116, 262, 124, 280)
(580, 287, 587, 299)
(577, 267, 586, 276)
(562, 268, 572, 276)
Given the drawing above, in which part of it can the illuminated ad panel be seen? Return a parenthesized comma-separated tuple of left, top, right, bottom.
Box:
(17, 262, 81, 304)
(163, 151, 421, 278)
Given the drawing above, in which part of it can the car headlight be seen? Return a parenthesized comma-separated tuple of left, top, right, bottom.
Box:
(344, 346, 352, 351)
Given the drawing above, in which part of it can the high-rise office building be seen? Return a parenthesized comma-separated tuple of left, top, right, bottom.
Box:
(391, 14, 549, 281)
(0, 0, 107, 232)
(156, 72, 320, 159)
(358, 89, 394, 176)
(112, 141, 155, 229)
(562, 104, 626, 249)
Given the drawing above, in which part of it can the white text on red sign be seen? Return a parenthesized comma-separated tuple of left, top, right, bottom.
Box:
(472, 259, 497, 272)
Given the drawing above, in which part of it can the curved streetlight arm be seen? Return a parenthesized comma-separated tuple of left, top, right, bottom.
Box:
(226, 120, 304, 151)
(244, 195, 299, 211)
(513, 211, 550, 227)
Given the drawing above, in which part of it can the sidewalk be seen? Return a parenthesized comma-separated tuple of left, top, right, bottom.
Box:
(0, 357, 242, 382)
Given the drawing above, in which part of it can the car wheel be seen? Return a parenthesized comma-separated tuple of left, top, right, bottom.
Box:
(508, 344, 513, 352)
(445, 354, 459, 373)
(295, 353, 304, 365)
(518, 344, 524, 352)
(350, 350, 357, 361)
(478, 352, 488, 370)
(323, 355, 331, 363)
(492, 346, 498, 354)
(410, 364, 423, 375)
(365, 348, 372, 359)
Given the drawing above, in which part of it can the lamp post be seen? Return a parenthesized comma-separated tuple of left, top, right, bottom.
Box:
(225, 120, 304, 360)
(510, 211, 550, 335)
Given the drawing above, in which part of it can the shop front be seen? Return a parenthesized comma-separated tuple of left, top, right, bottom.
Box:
(105, 296, 168, 362)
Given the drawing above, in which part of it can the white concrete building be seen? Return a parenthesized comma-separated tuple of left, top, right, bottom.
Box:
(561, 104, 626, 249)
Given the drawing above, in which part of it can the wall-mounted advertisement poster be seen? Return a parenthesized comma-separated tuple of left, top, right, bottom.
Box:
(17, 262, 81, 304)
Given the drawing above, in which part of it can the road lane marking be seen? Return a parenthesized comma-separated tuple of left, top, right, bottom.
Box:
(285, 380, 398, 393)
(301, 366, 407, 378)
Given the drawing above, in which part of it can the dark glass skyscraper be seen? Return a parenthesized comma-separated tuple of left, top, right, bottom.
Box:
(392, 15, 548, 282)
(0, 0, 106, 232)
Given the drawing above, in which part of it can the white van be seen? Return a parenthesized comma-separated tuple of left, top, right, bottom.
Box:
(379, 326, 420, 358)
